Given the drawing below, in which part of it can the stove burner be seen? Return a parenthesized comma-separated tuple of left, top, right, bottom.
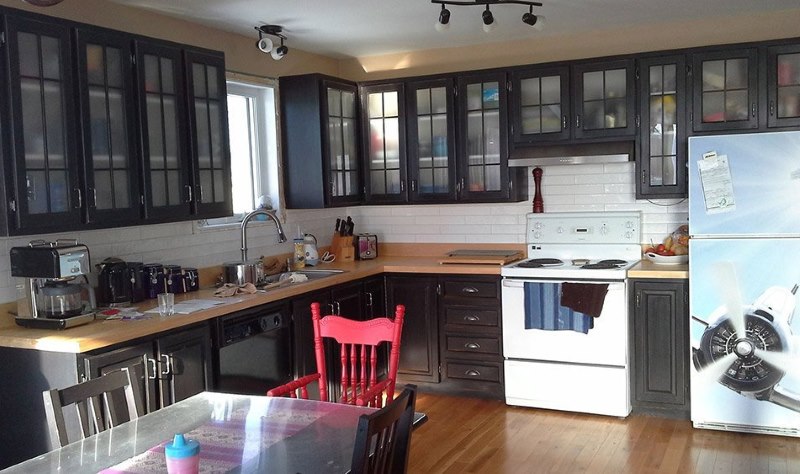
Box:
(581, 259, 628, 270)
(517, 258, 564, 268)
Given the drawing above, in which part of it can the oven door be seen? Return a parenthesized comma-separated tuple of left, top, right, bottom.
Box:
(501, 278, 627, 367)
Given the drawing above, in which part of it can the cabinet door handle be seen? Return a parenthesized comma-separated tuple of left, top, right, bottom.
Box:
(411, 180, 416, 192)
(400, 180, 405, 192)
(751, 103, 757, 117)
(197, 185, 204, 203)
(327, 303, 335, 315)
(769, 100, 775, 116)
(334, 301, 341, 315)
(160, 354, 171, 377)
(464, 342, 481, 350)
(74, 188, 82, 209)
(89, 188, 97, 207)
(464, 315, 480, 322)
(185, 185, 193, 203)
(562, 115, 568, 130)
(575, 114, 582, 129)
(461, 286, 479, 294)
(465, 369, 481, 377)
(147, 358, 158, 380)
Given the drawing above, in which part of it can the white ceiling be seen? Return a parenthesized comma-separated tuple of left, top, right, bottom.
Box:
(109, 0, 799, 59)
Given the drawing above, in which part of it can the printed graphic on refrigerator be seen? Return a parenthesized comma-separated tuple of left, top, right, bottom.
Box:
(689, 131, 800, 436)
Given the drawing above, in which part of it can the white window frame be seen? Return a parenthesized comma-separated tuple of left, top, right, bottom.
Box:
(200, 74, 281, 227)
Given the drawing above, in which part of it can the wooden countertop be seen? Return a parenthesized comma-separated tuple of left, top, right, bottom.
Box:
(627, 261, 688, 280)
(0, 255, 513, 354)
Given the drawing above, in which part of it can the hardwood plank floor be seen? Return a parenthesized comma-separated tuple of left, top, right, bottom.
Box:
(408, 393, 800, 473)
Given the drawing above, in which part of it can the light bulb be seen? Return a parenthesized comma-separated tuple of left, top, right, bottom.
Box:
(435, 20, 450, 32)
(533, 15, 546, 31)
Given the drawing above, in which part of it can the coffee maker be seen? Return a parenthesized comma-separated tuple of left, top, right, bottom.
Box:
(10, 239, 96, 329)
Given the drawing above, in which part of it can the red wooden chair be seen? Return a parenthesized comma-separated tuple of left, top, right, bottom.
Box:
(268, 302, 405, 408)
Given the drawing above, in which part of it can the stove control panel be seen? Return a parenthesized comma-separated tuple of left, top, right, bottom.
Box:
(526, 212, 641, 245)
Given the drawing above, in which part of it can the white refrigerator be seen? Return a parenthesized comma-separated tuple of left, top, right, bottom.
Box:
(688, 130, 800, 437)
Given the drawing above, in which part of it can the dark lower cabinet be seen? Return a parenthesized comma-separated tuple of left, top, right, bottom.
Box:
(386, 274, 439, 383)
(0, 323, 212, 469)
(630, 278, 690, 418)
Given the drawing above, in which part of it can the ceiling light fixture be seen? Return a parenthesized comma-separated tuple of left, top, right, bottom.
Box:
(254, 25, 288, 60)
(432, 0, 544, 32)
(435, 4, 451, 32)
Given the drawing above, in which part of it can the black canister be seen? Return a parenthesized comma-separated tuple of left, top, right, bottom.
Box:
(143, 263, 163, 299)
(182, 267, 199, 292)
(96, 257, 131, 306)
(162, 265, 183, 294)
(126, 262, 145, 303)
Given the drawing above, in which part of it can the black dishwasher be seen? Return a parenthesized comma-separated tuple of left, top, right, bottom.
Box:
(214, 302, 293, 395)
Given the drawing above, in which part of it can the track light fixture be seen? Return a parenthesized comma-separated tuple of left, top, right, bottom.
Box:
(432, 0, 544, 32)
(435, 4, 451, 32)
(254, 25, 289, 60)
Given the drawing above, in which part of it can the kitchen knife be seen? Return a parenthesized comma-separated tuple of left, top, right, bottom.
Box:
(335, 218, 341, 234)
(346, 216, 354, 236)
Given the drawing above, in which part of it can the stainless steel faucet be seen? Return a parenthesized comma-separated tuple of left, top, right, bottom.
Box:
(241, 209, 288, 261)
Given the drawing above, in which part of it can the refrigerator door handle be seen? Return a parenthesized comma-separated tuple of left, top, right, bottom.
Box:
(769, 384, 800, 413)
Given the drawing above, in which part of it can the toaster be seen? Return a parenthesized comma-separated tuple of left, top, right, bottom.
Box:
(355, 234, 378, 260)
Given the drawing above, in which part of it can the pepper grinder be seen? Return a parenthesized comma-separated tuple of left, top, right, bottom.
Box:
(532, 167, 544, 213)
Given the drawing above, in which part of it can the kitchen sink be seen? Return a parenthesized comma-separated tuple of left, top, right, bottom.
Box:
(258, 269, 346, 288)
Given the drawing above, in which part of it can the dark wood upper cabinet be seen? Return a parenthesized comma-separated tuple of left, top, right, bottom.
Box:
(405, 77, 458, 203)
(4, 15, 82, 234)
(360, 82, 407, 204)
(75, 27, 141, 225)
(134, 40, 193, 221)
(510, 65, 571, 144)
(184, 49, 231, 219)
(280, 74, 362, 208)
(691, 48, 759, 132)
(767, 44, 800, 129)
(636, 55, 688, 199)
(572, 59, 636, 140)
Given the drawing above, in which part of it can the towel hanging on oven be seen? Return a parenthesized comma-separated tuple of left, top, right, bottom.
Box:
(524, 282, 593, 334)
(560, 282, 609, 318)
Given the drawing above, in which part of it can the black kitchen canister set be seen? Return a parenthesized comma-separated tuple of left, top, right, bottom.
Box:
(96, 258, 199, 307)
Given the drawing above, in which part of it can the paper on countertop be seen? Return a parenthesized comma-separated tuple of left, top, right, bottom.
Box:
(143, 298, 243, 315)
(698, 151, 736, 214)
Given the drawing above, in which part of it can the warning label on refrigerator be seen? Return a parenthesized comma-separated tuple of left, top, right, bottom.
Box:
(698, 151, 736, 214)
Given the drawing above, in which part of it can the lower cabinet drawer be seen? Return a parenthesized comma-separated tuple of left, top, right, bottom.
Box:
(445, 335, 500, 355)
(445, 361, 502, 383)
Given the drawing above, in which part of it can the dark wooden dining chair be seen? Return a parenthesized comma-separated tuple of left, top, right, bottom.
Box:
(42, 364, 145, 448)
(350, 384, 417, 474)
(268, 302, 405, 407)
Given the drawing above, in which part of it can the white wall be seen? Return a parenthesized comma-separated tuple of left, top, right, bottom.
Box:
(0, 162, 685, 304)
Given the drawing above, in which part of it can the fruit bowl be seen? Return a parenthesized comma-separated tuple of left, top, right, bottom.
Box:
(644, 252, 688, 265)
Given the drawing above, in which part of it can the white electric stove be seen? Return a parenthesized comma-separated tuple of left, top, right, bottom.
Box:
(501, 211, 641, 417)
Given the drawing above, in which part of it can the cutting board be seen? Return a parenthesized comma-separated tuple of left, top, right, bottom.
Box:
(439, 249, 524, 265)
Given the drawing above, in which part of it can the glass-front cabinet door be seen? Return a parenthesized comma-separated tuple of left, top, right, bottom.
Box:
(767, 44, 800, 128)
(637, 55, 687, 198)
(135, 41, 192, 220)
(361, 83, 406, 203)
(75, 28, 141, 225)
(691, 49, 758, 132)
(324, 81, 360, 206)
(572, 59, 636, 139)
(406, 78, 456, 202)
(5, 16, 81, 233)
(457, 72, 510, 201)
(185, 50, 231, 218)
(511, 66, 570, 144)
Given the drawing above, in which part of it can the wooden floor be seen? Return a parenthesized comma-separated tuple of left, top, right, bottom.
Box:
(408, 393, 800, 473)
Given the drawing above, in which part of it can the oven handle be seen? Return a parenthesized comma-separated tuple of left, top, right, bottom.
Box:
(502, 279, 625, 290)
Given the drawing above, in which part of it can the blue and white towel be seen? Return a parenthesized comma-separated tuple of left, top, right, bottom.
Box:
(524, 282, 593, 334)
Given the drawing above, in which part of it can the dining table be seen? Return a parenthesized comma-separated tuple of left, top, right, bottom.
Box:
(2, 391, 427, 473)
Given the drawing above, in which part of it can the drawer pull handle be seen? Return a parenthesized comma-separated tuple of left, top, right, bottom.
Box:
(464, 315, 480, 322)
(462, 287, 479, 294)
(464, 342, 481, 350)
(465, 369, 481, 377)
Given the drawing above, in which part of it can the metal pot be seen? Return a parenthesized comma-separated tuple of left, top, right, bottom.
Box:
(222, 260, 264, 286)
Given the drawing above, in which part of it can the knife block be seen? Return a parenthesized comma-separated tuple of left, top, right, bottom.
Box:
(330, 234, 355, 262)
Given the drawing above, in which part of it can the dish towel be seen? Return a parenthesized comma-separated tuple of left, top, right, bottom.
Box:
(560, 282, 609, 318)
(524, 282, 593, 334)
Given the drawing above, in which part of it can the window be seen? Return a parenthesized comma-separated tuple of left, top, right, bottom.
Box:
(202, 78, 279, 225)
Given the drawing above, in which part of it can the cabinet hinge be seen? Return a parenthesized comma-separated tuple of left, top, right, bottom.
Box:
(509, 179, 513, 192)
(0, 32, 5, 46)
(635, 292, 641, 308)
(506, 81, 512, 92)
(686, 64, 692, 76)
(635, 114, 640, 129)
(8, 200, 15, 213)
(130, 52, 136, 65)
(634, 67, 640, 80)
(438, 363, 442, 374)
(436, 283, 442, 296)
(140, 194, 145, 206)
